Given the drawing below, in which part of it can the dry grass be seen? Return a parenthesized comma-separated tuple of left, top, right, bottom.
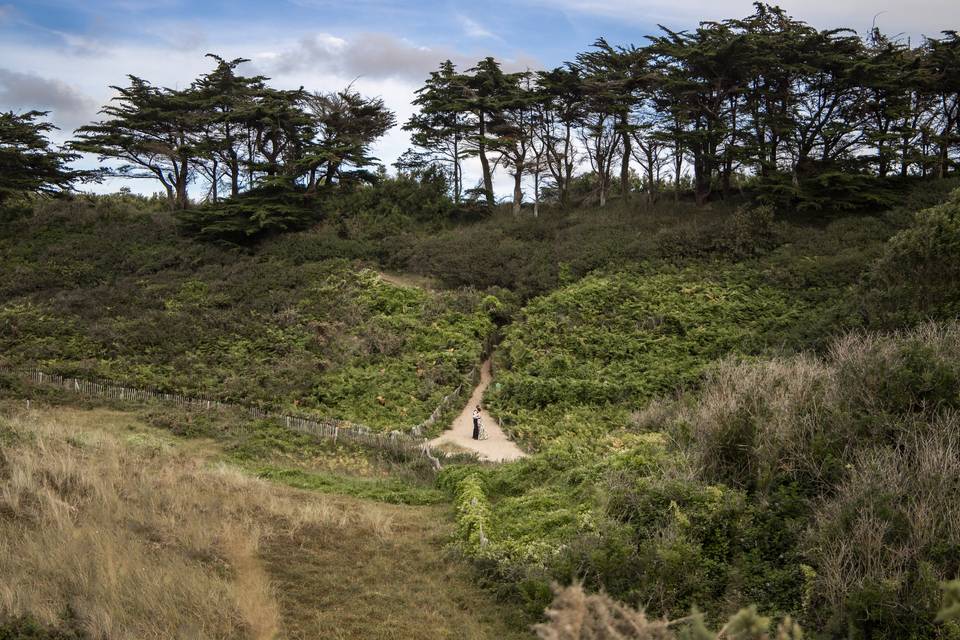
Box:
(0, 405, 528, 639)
(533, 584, 803, 640)
(808, 415, 960, 616)
(662, 321, 960, 491)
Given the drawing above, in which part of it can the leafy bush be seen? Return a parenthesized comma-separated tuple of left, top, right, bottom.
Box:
(863, 188, 960, 327)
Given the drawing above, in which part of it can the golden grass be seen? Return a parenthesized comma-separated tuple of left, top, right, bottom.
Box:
(0, 405, 528, 639)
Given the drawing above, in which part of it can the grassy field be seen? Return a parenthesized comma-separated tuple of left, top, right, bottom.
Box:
(0, 403, 528, 639)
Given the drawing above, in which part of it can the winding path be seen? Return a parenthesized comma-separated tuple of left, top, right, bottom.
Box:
(428, 359, 526, 463)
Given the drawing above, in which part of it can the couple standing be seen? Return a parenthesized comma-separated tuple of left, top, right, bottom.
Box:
(471, 405, 486, 440)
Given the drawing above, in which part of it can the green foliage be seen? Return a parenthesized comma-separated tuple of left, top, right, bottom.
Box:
(0, 110, 84, 206)
(0, 198, 492, 430)
(863, 188, 960, 327)
(175, 182, 322, 242)
(489, 269, 799, 450)
(448, 320, 960, 636)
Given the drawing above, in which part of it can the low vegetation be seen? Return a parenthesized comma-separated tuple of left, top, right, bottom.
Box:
(534, 582, 960, 640)
(442, 322, 960, 638)
(488, 268, 799, 449)
(0, 197, 493, 430)
(0, 404, 529, 639)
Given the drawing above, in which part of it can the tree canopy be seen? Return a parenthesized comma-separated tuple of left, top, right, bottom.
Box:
(0, 110, 84, 205)
(403, 3, 960, 212)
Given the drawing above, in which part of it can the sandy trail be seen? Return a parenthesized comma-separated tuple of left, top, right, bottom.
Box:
(428, 359, 526, 463)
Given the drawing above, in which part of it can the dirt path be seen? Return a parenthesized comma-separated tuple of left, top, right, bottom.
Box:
(378, 270, 439, 291)
(428, 359, 527, 463)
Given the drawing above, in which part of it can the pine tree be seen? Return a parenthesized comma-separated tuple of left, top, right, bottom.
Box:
(73, 76, 200, 210)
(0, 110, 83, 206)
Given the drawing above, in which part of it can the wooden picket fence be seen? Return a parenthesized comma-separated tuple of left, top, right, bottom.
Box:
(5, 368, 427, 456)
(410, 331, 498, 437)
(1, 333, 500, 469)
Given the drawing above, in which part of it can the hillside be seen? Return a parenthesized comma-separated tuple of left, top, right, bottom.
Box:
(0, 196, 493, 430)
(0, 403, 528, 639)
(3, 180, 960, 639)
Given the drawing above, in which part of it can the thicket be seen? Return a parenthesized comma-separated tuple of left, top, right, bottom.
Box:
(443, 323, 960, 638)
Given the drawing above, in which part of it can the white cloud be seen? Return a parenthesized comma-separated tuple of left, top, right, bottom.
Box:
(538, 0, 960, 40)
(458, 15, 497, 39)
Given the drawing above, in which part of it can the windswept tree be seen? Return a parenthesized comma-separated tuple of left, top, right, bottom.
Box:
(649, 22, 747, 206)
(74, 77, 199, 210)
(191, 54, 268, 201)
(861, 30, 919, 178)
(0, 110, 84, 206)
(575, 54, 622, 207)
(405, 61, 471, 203)
(464, 57, 512, 207)
(303, 88, 396, 190)
(577, 39, 645, 199)
(535, 66, 585, 208)
(923, 31, 960, 178)
(494, 70, 540, 216)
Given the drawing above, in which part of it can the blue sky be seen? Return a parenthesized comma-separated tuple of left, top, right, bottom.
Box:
(2, 0, 958, 195)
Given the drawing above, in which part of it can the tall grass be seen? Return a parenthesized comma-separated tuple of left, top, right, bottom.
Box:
(0, 407, 393, 639)
(640, 321, 960, 636)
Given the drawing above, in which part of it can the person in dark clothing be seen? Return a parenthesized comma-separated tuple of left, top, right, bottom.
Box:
(472, 405, 481, 440)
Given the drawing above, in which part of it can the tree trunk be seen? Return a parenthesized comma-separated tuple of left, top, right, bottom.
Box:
(452, 138, 461, 204)
(620, 126, 631, 198)
(478, 113, 495, 207)
(230, 155, 240, 197)
(512, 166, 522, 217)
(645, 146, 656, 206)
(210, 158, 218, 203)
(533, 169, 540, 218)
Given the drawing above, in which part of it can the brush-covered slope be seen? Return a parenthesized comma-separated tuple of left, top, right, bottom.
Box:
(0, 197, 493, 429)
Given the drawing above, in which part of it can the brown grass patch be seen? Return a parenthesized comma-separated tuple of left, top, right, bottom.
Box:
(0, 405, 528, 639)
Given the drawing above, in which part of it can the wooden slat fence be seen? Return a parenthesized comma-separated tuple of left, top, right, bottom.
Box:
(3, 367, 427, 456)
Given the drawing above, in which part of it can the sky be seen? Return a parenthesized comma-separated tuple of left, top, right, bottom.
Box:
(1, 0, 959, 197)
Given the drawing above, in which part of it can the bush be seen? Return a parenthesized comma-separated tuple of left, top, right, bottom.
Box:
(807, 421, 960, 638)
(863, 188, 960, 327)
(681, 323, 960, 494)
(643, 321, 960, 637)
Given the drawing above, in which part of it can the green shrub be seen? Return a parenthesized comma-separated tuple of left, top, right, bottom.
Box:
(863, 188, 960, 327)
(489, 269, 799, 450)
